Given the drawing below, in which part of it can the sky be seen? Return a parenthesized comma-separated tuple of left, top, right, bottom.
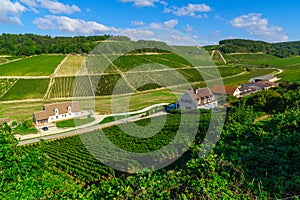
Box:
(0, 0, 299, 45)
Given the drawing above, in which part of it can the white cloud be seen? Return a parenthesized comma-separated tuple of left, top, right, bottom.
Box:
(34, 15, 118, 34)
(33, 15, 157, 39)
(120, 0, 159, 7)
(20, 0, 80, 14)
(164, 3, 211, 18)
(213, 30, 221, 35)
(20, 0, 38, 7)
(149, 19, 178, 29)
(121, 29, 154, 41)
(0, 0, 26, 25)
(131, 20, 145, 26)
(230, 13, 288, 42)
(39, 0, 80, 14)
(184, 24, 193, 32)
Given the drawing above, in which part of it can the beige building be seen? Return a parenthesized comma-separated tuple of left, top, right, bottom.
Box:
(33, 102, 82, 125)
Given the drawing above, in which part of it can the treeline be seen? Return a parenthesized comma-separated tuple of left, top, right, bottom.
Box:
(217, 39, 300, 58)
(92, 39, 171, 54)
(0, 33, 111, 56)
(0, 33, 171, 56)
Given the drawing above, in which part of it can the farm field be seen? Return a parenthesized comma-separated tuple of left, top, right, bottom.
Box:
(223, 68, 275, 86)
(0, 89, 177, 120)
(20, 136, 115, 184)
(55, 55, 86, 76)
(277, 65, 300, 83)
(0, 55, 65, 76)
(223, 53, 278, 64)
(0, 79, 17, 98)
(49, 76, 94, 98)
(241, 56, 300, 83)
(0, 79, 50, 101)
(247, 56, 300, 67)
(20, 112, 211, 179)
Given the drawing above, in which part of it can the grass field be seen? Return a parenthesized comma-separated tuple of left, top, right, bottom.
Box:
(243, 56, 300, 83)
(0, 89, 177, 120)
(13, 125, 37, 135)
(277, 65, 300, 83)
(248, 56, 300, 67)
(55, 55, 86, 76)
(223, 68, 275, 86)
(0, 79, 50, 101)
(0, 55, 65, 76)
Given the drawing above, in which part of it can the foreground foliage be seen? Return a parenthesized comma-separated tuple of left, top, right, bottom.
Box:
(0, 84, 299, 199)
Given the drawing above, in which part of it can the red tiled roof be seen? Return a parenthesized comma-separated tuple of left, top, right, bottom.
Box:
(211, 85, 238, 95)
(184, 88, 216, 106)
(34, 102, 81, 121)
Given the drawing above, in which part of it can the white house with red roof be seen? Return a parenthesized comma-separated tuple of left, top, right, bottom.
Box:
(33, 102, 82, 125)
(177, 87, 218, 110)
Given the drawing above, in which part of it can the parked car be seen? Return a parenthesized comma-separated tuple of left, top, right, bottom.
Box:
(164, 103, 177, 112)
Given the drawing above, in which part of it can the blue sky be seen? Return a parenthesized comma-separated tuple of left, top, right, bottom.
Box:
(1, 0, 299, 45)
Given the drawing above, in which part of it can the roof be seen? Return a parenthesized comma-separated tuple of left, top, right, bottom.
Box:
(211, 85, 238, 95)
(239, 85, 259, 95)
(34, 102, 81, 121)
(253, 81, 278, 87)
(0, 118, 10, 123)
(183, 87, 216, 106)
(251, 75, 276, 81)
(195, 87, 214, 98)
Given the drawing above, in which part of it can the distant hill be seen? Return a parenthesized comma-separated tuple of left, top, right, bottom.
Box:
(216, 39, 300, 58)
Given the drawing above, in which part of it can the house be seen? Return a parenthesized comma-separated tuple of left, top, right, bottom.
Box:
(252, 81, 278, 90)
(33, 102, 82, 125)
(177, 87, 218, 110)
(250, 75, 278, 83)
(211, 85, 241, 97)
(238, 85, 260, 97)
(240, 81, 278, 96)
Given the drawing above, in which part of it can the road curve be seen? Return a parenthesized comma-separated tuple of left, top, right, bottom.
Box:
(18, 105, 168, 146)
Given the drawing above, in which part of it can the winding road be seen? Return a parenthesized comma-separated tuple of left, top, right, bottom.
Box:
(18, 103, 168, 146)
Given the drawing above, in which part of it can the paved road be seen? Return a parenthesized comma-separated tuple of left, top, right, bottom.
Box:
(18, 107, 168, 146)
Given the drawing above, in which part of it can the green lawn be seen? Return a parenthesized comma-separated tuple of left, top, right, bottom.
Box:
(56, 117, 95, 128)
(13, 125, 37, 135)
(0, 79, 50, 101)
(99, 116, 126, 125)
(0, 55, 65, 76)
